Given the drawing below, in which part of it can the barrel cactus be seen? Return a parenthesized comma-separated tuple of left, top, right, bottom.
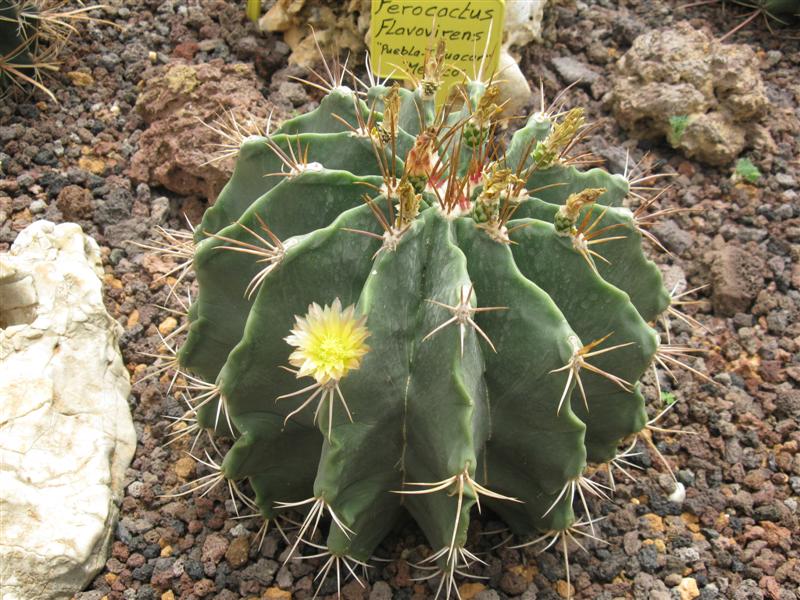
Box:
(721, 1, 800, 40)
(680, 0, 800, 41)
(0, 0, 106, 101)
(0, 0, 39, 97)
(156, 48, 707, 597)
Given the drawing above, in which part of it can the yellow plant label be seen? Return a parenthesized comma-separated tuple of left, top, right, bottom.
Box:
(370, 0, 506, 104)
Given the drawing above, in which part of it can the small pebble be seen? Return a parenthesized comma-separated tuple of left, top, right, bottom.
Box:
(158, 317, 178, 335)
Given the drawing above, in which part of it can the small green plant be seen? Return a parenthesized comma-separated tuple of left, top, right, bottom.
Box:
(148, 44, 711, 598)
(661, 390, 677, 406)
(734, 157, 761, 183)
(668, 115, 690, 140)
(245, 0, 260, 22)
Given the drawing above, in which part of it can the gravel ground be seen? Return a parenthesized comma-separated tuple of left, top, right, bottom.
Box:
(1, 1, 798, 599)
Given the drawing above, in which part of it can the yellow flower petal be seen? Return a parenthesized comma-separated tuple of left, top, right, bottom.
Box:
(285, 299, 370, 384)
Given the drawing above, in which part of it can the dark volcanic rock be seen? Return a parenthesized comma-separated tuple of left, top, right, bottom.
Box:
(710, 244, 766, 316)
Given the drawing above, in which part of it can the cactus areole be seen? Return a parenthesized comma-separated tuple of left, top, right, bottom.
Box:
(165, 45, 703, 596)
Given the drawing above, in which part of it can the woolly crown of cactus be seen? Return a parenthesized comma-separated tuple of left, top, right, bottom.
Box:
(151, 42, 709, 598)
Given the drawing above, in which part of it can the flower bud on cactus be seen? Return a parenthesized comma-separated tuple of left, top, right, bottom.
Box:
(155, 44, 710, 598)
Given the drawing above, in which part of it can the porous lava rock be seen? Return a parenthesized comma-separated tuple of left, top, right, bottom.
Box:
(131, 60, 272, 200)
(611, 23, 769, 165)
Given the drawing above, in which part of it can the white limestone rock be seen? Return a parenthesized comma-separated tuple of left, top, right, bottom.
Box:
(497, 1, 547, 118)
(503, 0, 548, 50)
(497, 49, 533, 118)
(0, 221, 135, 600)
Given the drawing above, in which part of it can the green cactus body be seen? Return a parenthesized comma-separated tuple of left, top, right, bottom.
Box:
(0, 1, 37, 93)
(165, 69, 690, 593)
(754, 0, 800, 15)
(1, 1, 107, 101)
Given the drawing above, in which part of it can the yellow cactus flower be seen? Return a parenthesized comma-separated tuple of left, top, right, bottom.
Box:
(285, 298, 370, 385)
